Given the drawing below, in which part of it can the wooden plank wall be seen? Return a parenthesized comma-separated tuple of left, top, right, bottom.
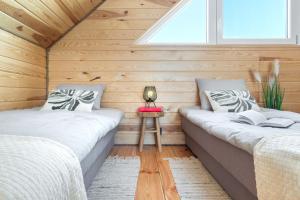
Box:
(0, 29, 46, 110)
(49, 0, 300, 145)
(0, 0, 105, 47)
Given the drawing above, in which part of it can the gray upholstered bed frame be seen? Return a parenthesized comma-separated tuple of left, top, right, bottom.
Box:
(181, 116, 258, 200)
(81, 127, 118, 189)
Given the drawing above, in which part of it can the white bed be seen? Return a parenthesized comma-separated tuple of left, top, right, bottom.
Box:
(0, 107, 124, 192)
(0, 107, 123, 161)
(180, 106, 300, 200)
(180, 106, 300, 154)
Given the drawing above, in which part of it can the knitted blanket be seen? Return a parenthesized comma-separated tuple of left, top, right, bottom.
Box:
(0, 135, 87, 200)
(254, 135, 300, 200)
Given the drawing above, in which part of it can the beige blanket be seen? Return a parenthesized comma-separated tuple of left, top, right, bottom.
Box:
(254, 135, 300, 200)
(0, 135, 87, 200)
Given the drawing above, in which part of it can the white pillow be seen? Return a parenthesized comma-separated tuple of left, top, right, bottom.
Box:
(56, 84, 105, 110)
(205, 89, 260, 113)
(42, 89, 98, 112)
(196, 79, 247, 110)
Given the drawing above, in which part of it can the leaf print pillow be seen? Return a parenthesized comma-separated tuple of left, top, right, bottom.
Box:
(205, 90, 260, 113)
(41, 89, 98, 112)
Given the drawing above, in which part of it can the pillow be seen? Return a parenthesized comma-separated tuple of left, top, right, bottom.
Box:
(56, 84, 105, 110)
(42, 89, 98, 112)
(196, 79, 247, 110)
(205, 89, 260, 113)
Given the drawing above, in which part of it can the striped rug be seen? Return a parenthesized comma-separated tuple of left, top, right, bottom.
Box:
(87, 156, 140, 200)
(167, 157, 231, 200)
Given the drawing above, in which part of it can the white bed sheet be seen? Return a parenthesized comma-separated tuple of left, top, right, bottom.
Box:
(0, 108, 123, 161)
(180, 106, 300, 154)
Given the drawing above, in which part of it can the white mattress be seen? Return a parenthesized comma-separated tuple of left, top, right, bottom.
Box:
(0, 108, 123, 161)
(180, 106, 300, 154)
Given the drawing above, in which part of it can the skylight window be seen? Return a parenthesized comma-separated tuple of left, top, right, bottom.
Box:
(136, 0, 297, 45)
(222, 0, 288, 39)
(217, 0, 296, 44)
(136, 0, 208, 45)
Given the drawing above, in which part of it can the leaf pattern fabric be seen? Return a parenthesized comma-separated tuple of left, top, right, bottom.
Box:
(205, 90, 260, 112)
(42, 89, 98, 112)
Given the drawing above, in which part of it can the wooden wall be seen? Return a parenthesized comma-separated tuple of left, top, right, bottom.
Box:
(49, 0, 300, 144)
(0, 29, 46, 110)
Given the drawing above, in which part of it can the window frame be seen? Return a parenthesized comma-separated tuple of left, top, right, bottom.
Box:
(216, 0, 297, 44)
(135, 0, 298, 46)
(135, 0, 212, 45)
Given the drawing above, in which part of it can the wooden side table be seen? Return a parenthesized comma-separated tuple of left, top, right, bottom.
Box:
(138, 111, 164, 152)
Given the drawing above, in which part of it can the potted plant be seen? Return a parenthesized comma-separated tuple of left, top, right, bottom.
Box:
(252, 59, 285, 110)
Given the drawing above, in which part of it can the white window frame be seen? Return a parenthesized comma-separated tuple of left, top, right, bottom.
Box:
(135, 0, 298, 45)
(207, 0, 217, 44)
(216, 0, 297, 44)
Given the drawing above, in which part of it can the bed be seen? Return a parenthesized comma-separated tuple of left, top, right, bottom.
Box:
(0, 107, 123, 189)
(180, 106, 300, 200)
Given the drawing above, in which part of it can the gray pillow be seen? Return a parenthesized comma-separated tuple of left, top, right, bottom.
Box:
(56, 84, 105, 110)
(196, 79, 247, 110)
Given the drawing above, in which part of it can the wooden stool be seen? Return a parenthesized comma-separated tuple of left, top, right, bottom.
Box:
(138, 111, 164, 152)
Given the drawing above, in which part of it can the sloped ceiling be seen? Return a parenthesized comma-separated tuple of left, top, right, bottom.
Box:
(0, 0, 105, 48)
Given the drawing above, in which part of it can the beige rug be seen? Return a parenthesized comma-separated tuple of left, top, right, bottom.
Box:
(167, 157, 231, 200)
(87, 156, 140, 200)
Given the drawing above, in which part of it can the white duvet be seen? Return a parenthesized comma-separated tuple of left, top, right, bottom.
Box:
(0, 108, 123, 161)
(180, 106, 300, 154)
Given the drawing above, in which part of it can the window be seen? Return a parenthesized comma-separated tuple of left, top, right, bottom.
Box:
(136, 0, 298, 45)
(218, 0, 296, 44)
(136, 0, 208, 45)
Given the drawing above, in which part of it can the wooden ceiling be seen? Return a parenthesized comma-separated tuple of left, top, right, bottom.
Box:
(0, 0, 105, 48)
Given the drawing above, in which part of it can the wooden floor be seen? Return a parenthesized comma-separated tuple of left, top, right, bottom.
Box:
(110, 145, 194, 200)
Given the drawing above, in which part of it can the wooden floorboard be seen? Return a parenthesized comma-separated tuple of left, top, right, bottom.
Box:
(110, 145, 193, 200)
(157, 159, 180, 200)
